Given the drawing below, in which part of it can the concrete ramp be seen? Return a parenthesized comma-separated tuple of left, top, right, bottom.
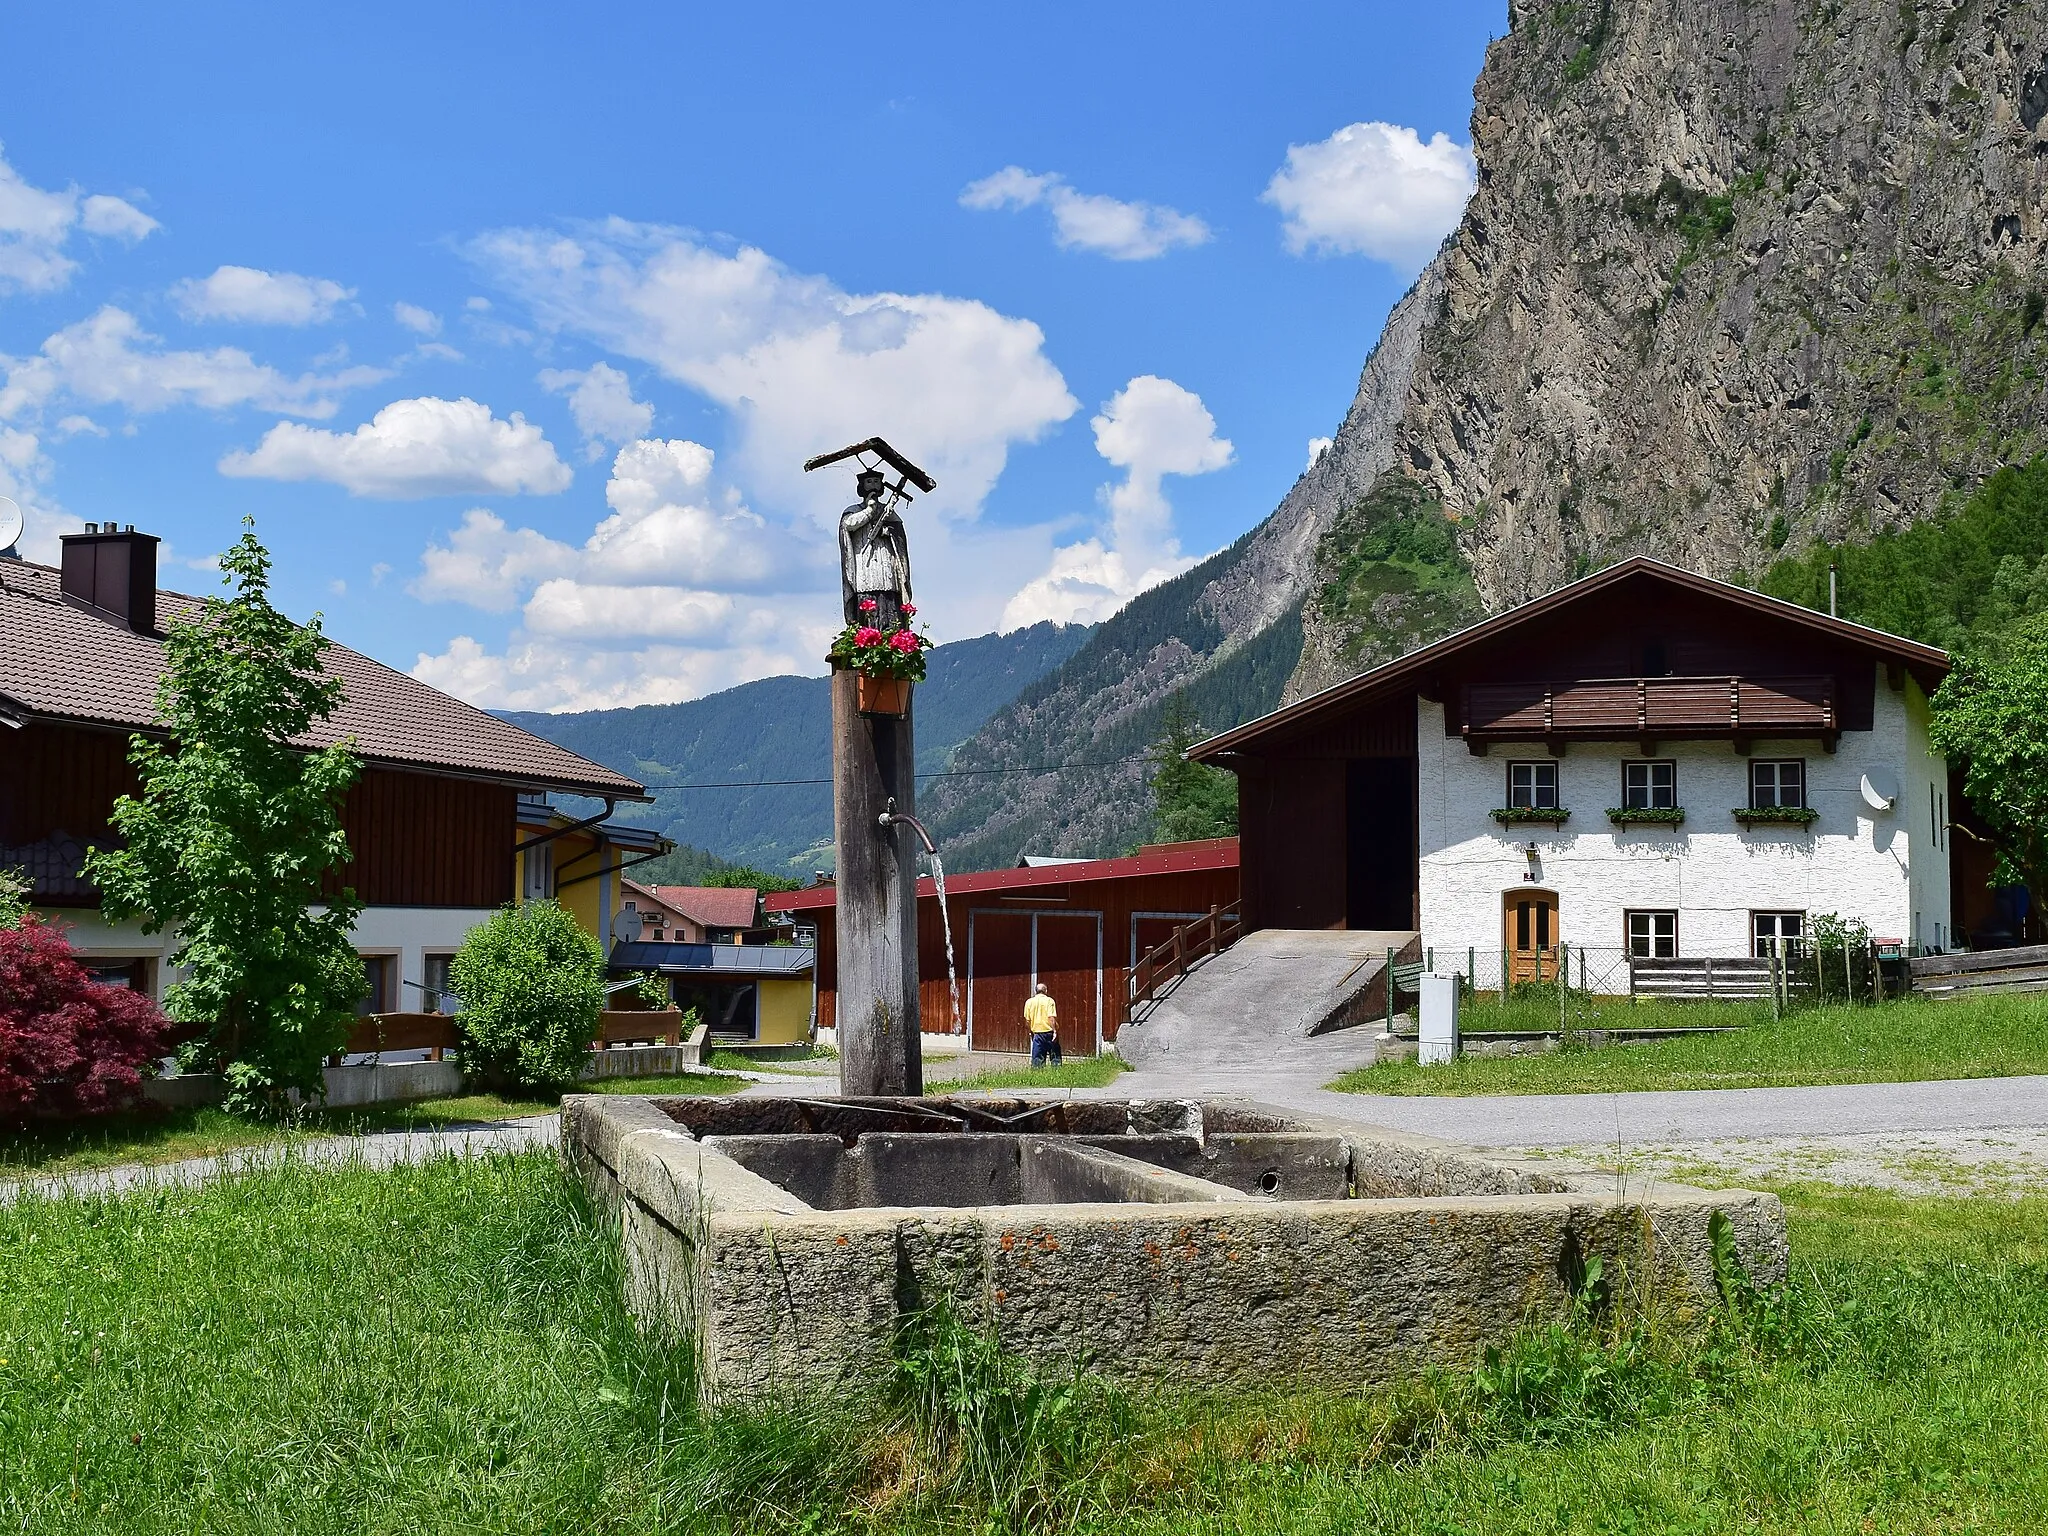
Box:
(1117, 928, 1419, 1070)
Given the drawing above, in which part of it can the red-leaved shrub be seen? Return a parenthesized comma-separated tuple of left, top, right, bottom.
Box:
(0, 916, 172, 1119)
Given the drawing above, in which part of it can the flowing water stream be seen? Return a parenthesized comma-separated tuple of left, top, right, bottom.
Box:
(926, 850, 962, 1031)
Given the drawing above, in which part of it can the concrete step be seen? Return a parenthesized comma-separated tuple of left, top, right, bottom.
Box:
(1117, 928, 1420, 1070)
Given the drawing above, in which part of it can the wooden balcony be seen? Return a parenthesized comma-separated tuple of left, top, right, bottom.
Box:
(1461, 675, 1836, 753)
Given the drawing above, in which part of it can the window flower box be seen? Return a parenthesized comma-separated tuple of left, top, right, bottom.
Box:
(1732, 805, 1819, 827)
(1490, 806, 1571, 826)
(1606, 806, 1686, 826)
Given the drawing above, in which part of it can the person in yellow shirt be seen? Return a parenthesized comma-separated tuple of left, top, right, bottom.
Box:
(1024, 982, 1062, 1068)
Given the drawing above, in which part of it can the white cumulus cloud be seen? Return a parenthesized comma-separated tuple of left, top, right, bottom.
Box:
(0, 306, 382, 423)
(539, 361, 653, 459)
(467, 221, 1077, 539)
(171, 265, 355, 325)
(961, 166, 1210, 260)
(1002, 375, 1231, 628)
(0, 145, 156, 295)
(219, 396, 572, 499)
(408, 437, 830, 710)
(393, 301, 442, 336)
(1306, 435, 1333, 471)
(1263, 121, 1474, 270)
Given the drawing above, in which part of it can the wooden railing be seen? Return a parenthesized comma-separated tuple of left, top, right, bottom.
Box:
(1126, 902, 1244, 1014)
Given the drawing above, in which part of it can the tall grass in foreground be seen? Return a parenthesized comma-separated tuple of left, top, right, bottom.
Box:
(4, 1153, 2047, 1532)
(1339, 990, 2048, 1095)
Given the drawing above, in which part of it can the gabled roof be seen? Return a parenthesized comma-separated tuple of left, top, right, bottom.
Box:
(649, 885, 761, 930)
(764, 837, 1238, 914)
(0, 559, 645, 800)
(1189, 557, 1950, 762)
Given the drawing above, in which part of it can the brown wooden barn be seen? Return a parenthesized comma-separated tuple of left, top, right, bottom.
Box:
(764, 839, 1239, 1056)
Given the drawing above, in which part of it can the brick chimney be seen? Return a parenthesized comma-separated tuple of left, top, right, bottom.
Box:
(59, 524, 159, 634)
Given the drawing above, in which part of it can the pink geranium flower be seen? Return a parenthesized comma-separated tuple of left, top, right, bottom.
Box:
(889, 629, 919, 652)
(855, 626, 882, 645)
(859, 598, 878, 612)
(902, 603, 917, 616)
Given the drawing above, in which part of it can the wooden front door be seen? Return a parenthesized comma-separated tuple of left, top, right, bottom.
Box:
(1504, 889, 1560, 985)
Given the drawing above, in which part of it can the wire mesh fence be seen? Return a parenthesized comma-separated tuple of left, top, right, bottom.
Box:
(1381, 937, 1907, 1024)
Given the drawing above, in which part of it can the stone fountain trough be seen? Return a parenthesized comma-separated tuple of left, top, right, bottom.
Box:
(563, 1093, 1785, 1404)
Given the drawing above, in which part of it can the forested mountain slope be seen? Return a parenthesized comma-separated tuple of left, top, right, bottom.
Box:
(501, 621, 1088, 875)
(917, 263, 1447, 869)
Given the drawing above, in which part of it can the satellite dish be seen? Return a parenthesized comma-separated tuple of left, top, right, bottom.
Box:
(0, 497, 21, 559)
(1860, 768, 1900, 812)
(609, 906, 645, 945)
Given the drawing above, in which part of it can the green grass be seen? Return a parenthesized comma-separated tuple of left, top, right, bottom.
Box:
(941, 1054, 1133, 1091)
(4, 1156, 2046, 1532)
(1335, 992, 2048, 1096)
(1456, 990, 1770, 1033)
(1, 1075, 743, 1179)
(577, 1073, 747, 1097)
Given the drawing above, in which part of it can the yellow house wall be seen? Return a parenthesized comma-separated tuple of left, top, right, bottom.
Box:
(756, 977, 813, 1045)
(517, 827, 621, 943)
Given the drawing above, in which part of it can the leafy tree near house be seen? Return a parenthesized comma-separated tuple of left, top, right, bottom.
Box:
(448, 898, 605, 1091)
(83, 523, 365, 1114)
(1929, 612, 2048, 914)
(0, 866, 27, 930)
(1146, 695, 1238, 845)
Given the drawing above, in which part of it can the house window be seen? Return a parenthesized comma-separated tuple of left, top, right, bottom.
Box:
(1750, 760, 1805, 808)
(1626, 910, 1677, 959)
(423, 952, 457, 1013)
(1513, 897, 1553, 951)
(522, 840, 554, 901)
(356, 954, 395, 1016)
(1508, 760, 1559, 809)
(1622, 760, 1677, 810)
(1752, 912, 1803, 957)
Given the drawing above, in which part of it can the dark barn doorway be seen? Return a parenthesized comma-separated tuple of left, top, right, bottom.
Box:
(1345, 757, 1416, 931)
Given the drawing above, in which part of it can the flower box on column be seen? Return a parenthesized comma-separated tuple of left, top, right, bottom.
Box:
(856, 673, 911, 717)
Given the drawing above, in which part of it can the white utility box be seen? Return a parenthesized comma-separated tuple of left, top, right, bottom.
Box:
(1417, 973, 1462, 1066)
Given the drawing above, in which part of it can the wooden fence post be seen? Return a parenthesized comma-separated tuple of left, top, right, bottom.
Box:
(1558, 942, 1568, 1031)
(1385, 947, 1396, 1029)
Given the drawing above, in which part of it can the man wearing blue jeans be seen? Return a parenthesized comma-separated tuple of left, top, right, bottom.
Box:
(1025, 983, 1062, 1068)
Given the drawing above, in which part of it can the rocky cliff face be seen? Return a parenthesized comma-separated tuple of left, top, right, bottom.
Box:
(918, 265, 1444, 868)
(1292, 0, 2048, 691)
(931, 0, 2048, 867)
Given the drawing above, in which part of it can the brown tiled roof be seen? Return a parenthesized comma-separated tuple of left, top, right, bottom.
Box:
(650, 885, 761, 929)
(0, 559, 645, 800)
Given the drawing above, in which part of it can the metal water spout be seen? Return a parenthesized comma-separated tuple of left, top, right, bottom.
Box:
(877, 796, 937, 855)
(878, 797, 963, 1033)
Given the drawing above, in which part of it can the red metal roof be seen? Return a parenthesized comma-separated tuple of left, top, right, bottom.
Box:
(650, 885, 761, 929)
(763, 838, 1239, 913)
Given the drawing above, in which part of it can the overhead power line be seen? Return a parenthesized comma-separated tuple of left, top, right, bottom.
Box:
(645, 754, 1151, 792)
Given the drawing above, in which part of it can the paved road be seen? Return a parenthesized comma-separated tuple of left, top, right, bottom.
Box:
(1, 1114, 558, 1205)
(1100, 1036, 2048, 1146)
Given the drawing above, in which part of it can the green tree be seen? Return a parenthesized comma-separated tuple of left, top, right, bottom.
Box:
(0, 866, 28, 930)
(447, 899, 605, 1091)
(1929, 612, 2048, 912)
(83, 524, 364, 1113)
(1146, 695, 1238, 845)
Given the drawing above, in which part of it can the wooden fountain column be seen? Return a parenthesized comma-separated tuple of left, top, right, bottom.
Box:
(831, 668, 923, 1096)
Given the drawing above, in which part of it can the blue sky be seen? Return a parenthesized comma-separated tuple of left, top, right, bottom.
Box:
(0, 1, 1499, 711)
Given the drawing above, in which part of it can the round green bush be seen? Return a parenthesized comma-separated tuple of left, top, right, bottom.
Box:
(447, 900, 604, 1091)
